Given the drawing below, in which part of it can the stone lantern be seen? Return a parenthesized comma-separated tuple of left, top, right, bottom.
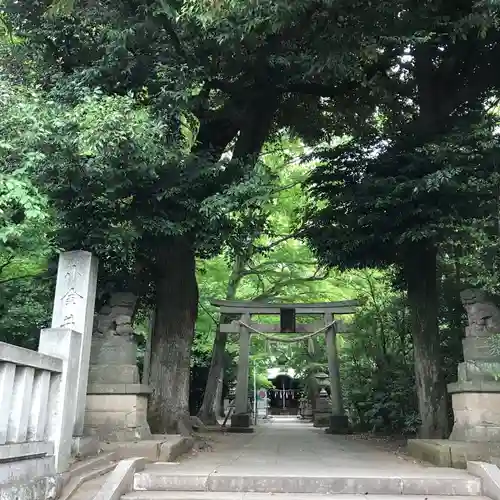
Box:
(313, 373, 331, 427)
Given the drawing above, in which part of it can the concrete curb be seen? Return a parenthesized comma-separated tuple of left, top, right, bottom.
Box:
(468, 461, 500, 500)
(94, 457, 149, 500)
(101, 435, 193, 462)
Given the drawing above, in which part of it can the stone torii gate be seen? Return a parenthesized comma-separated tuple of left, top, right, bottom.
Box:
(212, 299, 359, 434)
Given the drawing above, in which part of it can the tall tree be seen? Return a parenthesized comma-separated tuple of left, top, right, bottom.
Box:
(305, 0, 500, 437)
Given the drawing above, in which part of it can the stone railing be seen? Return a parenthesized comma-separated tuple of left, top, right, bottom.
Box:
(0, 327, 82, 484)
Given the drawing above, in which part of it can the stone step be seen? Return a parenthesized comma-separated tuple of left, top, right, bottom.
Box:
(124, 494, 492, 500)
(133, 469, 482, 496)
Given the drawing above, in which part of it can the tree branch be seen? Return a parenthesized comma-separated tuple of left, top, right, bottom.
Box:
(0, 255, 15, 276)
(0, 273, 44, 285)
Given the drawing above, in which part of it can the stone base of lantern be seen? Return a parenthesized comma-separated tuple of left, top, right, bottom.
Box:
(228, 413, 254, 433)
(325, 415, 350, 434)
(84, 384, 152, 442)
(313, 412, 330, 428)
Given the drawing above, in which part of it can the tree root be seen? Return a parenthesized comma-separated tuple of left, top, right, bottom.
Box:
(175, 413, 214, 452)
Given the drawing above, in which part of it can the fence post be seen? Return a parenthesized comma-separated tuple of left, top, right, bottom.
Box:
(38, 328, 82, 473)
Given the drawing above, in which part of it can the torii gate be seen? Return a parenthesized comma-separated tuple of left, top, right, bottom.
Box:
(211, 299, 359, 433)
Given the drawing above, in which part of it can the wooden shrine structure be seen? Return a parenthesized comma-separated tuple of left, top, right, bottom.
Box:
(211, 299, 360, 433)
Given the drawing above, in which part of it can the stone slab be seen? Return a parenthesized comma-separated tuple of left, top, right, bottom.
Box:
(0, 441, 53, 461)
(448, 380, 500, 393)
(467, 461, 500, 500)
(72, 435, 100, 459)
(326, 415, 349, 435)
(84, 394, 151, 442)
(89, 364, 140, 385)
(124, 494, 492, 500)
(407, 438, 500, 468)
(133, 470, 481, 495)
(449, 390, 500, 441)
(0, 342, 62, 373)
(86, 394, 148, 413)
(90, 338, 137, 366)
(313, 413, 330, 428)
(458, 361, 500, 382)
(462, 335, 497, 361)
(226, 427, 255, 434)
(230, 413, 252, 431)
(101, 436, 193, 462)
(0, 455, 55, 485)
(87, 384, 151, 395)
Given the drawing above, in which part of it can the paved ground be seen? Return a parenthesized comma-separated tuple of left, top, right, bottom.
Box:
(159, 417, 429, 475)
(133, 418, 482, 496)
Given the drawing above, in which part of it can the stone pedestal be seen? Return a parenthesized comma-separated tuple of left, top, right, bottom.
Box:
(84, 384, 151, 441)
(85, 292, 151, 441)
(409, 288, 500, 467)
(326, 415, 350, 434)
(448, 289, 500, 442)
(228, 413, 254, 433)
(449, 383, 500, 442)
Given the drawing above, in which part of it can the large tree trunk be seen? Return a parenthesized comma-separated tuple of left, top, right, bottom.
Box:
(148, 237, 199, 434)
(196, 96, 278, 424)
(404, 242, 449, 439)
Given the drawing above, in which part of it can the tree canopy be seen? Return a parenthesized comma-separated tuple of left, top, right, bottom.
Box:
(2, 0, 500, 439)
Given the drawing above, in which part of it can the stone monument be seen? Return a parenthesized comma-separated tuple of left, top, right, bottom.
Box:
(84, 292, 152, 441)
(50, 251, 98, 456)
(409, 288, 500, 467)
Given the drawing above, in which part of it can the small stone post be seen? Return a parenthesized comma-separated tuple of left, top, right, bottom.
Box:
(50, 251, 98, 438)
(325, 311, 349, 434)
(38, 328, 82, 473)
(231, 313, 252, 431)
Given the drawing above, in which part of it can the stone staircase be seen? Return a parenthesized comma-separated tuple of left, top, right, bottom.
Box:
(124, 496, 489, 500)
(119, 464, 491, 500)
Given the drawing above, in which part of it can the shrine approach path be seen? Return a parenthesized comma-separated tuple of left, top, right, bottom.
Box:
(129, 416, 484, 498)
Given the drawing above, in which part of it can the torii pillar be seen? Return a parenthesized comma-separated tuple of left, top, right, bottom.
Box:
(230, 313, 253, 433)
(325, 311, 349, 434)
